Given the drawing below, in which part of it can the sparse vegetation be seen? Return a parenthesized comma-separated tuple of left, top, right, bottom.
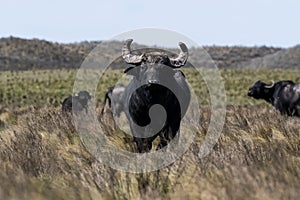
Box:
(1, 68, 300, 108)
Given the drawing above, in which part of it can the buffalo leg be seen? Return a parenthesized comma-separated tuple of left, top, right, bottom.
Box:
(157, 122, 180, 150)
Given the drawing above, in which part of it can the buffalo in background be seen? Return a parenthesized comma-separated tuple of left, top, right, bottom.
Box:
(62, 91, 92, 115)
(248, 80, 300, 116)
(100, 84, 126, 117)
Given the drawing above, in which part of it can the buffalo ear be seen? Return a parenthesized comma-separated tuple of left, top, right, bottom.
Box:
(124, 66, 137, 75)
(177, 70, 185, 78)
(174, 70, 186, 78)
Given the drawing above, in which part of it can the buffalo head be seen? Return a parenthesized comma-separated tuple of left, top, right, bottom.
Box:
(76, 91, 92, 105)
(122, 39, 188, 86)
(248, 80, 275, 99)
(122, 39, 188, 67)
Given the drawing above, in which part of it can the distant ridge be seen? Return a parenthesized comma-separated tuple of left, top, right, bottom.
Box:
(0, 36, 292, 70)
(236, 45, 300, 69)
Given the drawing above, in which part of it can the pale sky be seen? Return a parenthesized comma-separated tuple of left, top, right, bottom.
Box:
(1, 0, 299, 47)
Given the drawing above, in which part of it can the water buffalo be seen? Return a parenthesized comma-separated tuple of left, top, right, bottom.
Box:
(122, 39, 191, 153)
(248, 80, 300, 116)
(62, 91, 92, 114)
(100, 84, 126, 117)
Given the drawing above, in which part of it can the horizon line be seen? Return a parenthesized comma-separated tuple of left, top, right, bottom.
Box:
(0, 35, 296, 49)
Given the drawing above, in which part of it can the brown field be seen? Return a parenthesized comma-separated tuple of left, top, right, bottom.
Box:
(0, 69, 299, 199)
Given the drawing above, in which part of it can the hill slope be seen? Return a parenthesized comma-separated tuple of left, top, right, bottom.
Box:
(237, 45, 300, 69)
(0, 36, 284, 70)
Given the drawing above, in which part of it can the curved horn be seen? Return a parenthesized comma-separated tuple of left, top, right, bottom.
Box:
(122, 39, 144, 64)
(169, 42, 189, 68)
(264, 80, 275, 88)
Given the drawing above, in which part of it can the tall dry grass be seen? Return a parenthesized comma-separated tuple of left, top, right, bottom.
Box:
(0, 105, 299, 199)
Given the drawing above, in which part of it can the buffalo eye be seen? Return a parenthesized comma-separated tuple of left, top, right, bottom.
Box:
(264, 88, 270, 94)
(140, 64, 147, 71)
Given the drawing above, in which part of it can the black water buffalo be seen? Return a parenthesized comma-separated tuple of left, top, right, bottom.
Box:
(122, 39, 190, 153)
(62, 91, 92, 114)
(100, 84, 126, 117)
(248, 80, 300, 116)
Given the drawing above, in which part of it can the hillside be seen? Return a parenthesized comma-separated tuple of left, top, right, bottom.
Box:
(0, 36, 285, 70)
(0, 37, 98, 70)
(237, 45, 300, 69)
(204, 45, 281, 68)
